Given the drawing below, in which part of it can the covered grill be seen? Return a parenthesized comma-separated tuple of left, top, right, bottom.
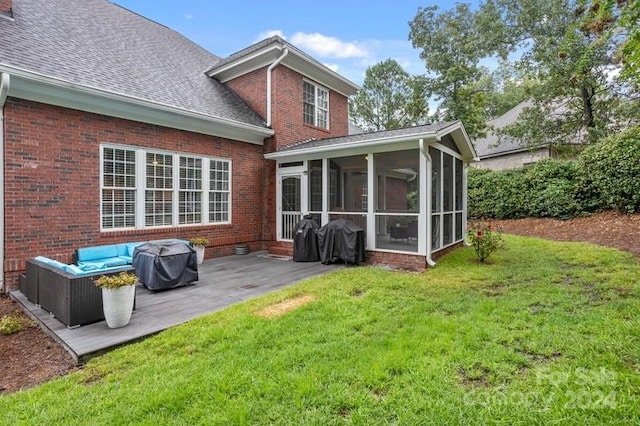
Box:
(293, 215, 320, 262)
(317, 218, 366, 265)
(133, 242, 198, 290)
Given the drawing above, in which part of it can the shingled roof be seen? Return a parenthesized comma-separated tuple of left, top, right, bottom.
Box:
(474, 101, 546, 158)
(0, 0, 266, 128)
(266, 121, 478, 162)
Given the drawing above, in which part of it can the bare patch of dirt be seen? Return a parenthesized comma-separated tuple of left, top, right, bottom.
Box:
(2, 211, 639, 394)
(255, 294, 317, 319)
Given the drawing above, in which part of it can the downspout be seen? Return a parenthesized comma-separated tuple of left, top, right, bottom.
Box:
(266, 47, 289, 127)
(0, 73, 10, 292)
(419, 138, 436, 267)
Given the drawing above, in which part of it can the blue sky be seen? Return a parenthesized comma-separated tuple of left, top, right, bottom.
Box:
(112, 1, 463, 86)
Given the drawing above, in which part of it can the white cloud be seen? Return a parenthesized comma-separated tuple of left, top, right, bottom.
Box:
(323, 63, 340, 72)
(254, 29, 286, 43)
(184, 14, 193, 20)
(290, 32, 369, 59)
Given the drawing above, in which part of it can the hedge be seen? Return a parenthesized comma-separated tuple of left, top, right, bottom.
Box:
(468, 125, 640, 219)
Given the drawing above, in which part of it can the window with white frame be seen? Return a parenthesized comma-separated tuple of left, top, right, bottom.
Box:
(101, 145, 231, 230)
(102, 147, 136, 229)
(303, 80, 329, 129)
(209, 159, 230, 223)
(179, 157, 202, 225)
(145, 152, 173, 227)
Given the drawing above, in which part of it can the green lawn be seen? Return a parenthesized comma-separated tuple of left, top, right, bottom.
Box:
(2, 235, 639, 425)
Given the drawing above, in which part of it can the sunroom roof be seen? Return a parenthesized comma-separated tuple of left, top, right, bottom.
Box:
(265, 121, 478, 162)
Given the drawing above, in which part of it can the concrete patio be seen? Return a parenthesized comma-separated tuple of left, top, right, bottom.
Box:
(11, 251, 342, 364)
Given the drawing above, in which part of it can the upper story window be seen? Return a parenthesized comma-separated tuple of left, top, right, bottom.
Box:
(101, 145, 232, 231)
(303, 80, 329, 129)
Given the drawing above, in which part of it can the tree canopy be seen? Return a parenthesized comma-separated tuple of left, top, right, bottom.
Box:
(348, 59, 430, 132)
(408, 0, 639, 146)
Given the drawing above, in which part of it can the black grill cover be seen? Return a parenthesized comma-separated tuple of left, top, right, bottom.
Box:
(133, 242, 199, 290)
(293, 215, 320, 262)
(317, 218, 366, 265)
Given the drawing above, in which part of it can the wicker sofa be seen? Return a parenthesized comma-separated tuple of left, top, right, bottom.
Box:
(25, 257, 133, 328)
(22, 239, 189, 328)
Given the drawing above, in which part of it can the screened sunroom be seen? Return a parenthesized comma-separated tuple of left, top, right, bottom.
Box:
(265, 122, 477, 265)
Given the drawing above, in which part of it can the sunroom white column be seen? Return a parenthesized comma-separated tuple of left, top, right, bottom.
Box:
(366, 152, 375, 250)
(463, 162, 469, 245)
(418, 139, 428, 256)
(321, 158, 329, 225)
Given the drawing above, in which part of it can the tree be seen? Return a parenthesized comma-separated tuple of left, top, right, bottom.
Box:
(349, 59, 429, 132)
(576, 0, 640, 85)
(409, 4, 491, 138)
(409, 0, 639, 147)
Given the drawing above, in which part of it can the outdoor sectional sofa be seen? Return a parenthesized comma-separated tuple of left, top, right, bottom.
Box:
(22, 239, 188, 328)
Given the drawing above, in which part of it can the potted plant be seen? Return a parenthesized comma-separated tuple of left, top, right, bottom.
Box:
(93, 272, 138, 328)
(189, 237, 209, 265)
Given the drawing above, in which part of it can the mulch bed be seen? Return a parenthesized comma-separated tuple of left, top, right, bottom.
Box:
(1, 211, 639, 394)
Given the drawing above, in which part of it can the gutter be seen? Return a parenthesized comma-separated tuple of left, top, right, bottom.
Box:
(0, 64, 274, 142)
(419, 138, 436, 267)
(0, 72, 10, 292)
(266, 47, 288, 127)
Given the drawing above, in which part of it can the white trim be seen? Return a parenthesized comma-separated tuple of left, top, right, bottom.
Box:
(99, 144, 232, 232)
(1, 65, 273, 145)
(0, 72, 10, 292)
(366, 152, 375, 250)
(207, 41, 359, 97)
(265, 137, 433, 160)
(303, 79, 330, 130)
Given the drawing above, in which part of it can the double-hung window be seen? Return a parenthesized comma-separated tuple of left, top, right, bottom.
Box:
(209, 160, 230, 223)
(102, 147, 136, 229)
(101, 145, 231, 230)
(303, 80, 329, 129)
(179, 156, 202, 225)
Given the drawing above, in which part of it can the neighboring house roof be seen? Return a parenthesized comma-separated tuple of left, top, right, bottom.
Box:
(0, 0, 273, 143)
(265, 121, 478, 162)
(474, 101, 542, 159)
(206, 35, 360, 97)
(348, 122, 364, 135)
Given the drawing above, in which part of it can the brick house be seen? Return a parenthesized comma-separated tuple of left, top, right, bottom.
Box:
(0, 0, 476, 292)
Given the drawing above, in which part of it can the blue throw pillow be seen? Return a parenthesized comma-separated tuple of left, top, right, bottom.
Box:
(63, 264, 86, 275)
(78, 262, 105, 271)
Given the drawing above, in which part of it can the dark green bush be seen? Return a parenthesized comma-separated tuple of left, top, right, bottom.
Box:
(469, 126, 640, 219)
(576, 126, 640, 213)
(468, 160, 579, 219)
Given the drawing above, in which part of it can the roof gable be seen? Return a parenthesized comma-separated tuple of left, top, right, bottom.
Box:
(266, 121, 478, 162)
(206, 36, 360, 97)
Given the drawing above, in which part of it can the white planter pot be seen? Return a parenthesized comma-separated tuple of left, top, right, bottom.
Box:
(102, 285, 136, 328)
(194, 245, 205, 264)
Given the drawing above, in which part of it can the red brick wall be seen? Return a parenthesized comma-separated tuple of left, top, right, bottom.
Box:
(2, 98, 271, 289)
(0, 0, 11, 14)
(385, 177, 408, 211)
(225, 65, 349, 152)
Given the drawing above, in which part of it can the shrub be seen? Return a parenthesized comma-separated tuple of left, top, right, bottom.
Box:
(0, 314, 26, 335)
(576, 126, 640, 213)
(523, 160, 579, 219)
(467, 220, 504, 262)
(93, 272, 139, 289)
(189, 237, 209, 247)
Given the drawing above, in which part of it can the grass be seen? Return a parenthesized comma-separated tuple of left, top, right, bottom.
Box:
(2, 235, 640, 425)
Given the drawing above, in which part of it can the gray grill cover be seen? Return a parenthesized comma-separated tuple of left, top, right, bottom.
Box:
(317, 219, 366, 265)
(293, 215, 320, 262)
(133, 242, 198, 290)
